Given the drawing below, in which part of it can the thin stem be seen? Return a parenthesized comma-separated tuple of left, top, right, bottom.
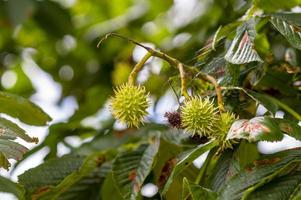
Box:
(97, 33, 152, 51)
(99, 33, 189, 97)
(168, 79, 181, 105)
(195, 71, 225, 113)
(128, 51, 152, 85)
(220, 86, 258, 102)
(178, 63, 189, 98)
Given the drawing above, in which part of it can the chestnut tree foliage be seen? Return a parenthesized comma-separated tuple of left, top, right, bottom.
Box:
(0, 0, 301, 199)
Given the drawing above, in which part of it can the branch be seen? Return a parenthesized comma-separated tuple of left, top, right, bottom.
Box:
(98, 33, 189, 97)
(128, 52, 152, 85)
(178, 63, 188, 98)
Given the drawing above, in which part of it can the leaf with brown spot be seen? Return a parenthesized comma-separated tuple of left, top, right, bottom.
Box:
(157, 158, 177, 188)
(253, 158, 281, 167)
(225, 19, 262, 64)
(32, 186, 50, 200)
(112, 137, 160, 200)
(162, 141, 218, 194)
(128, 170, 137, 181)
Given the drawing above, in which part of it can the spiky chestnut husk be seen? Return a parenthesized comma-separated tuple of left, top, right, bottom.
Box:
(110, 83, 149, 127)
(181, 96, 218, 136)
(214, 112, 238, 151)
(164, 111, 182, 129)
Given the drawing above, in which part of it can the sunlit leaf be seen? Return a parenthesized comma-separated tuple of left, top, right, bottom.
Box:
(226, 117, 283, 142)
(0, 139, 28, 160)
(225, 19, 263, 64)
(0, 92, 51, 126)
(254, 0, 301, 12)
(270, 13, 301, 50)
(0, 117, 38, 143)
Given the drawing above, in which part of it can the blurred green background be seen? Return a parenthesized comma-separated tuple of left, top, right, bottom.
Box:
(1, 0, 301, 199)
(0, 0, 250, 102)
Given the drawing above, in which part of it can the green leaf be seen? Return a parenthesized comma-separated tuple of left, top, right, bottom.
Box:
(112, 138, 160, 200)
(36, 152, 106, 200)
(212, 22, 242, 50)
(33, 1, 73, 38)
(270, 13, 301, 50)
(228, 89, 301, 121)
(248, 64, 266, 86)
(58, 161, 112, 200)
(0, 92, 51, 126)
(0, 139, 28, 160)
(248, 172, 301, 200)
(0, 117, 38, 143)
(204, 143, 258, 192)
(254, 0, 301, 12)
(218, 148, 301, 200)
(207, 150, 239, 192)
(248, 91, 278, 114)
(234, 141, 260, 169)
(274, 118, 301, 140)
(291, 187, 301, 200)
(271, 13, 301, 26)
(162, 140, 218, 194)
(0, 175, 25, 200)
(182, 178, 217, 200)
(226, 116, 301, 143)
(74, 130, 131, 156)
(0, 152, 10, 170)
(226, 117, 283, 142)
(101, 172, 123, 200)
(18, 154, 84, 199)
(225, 19, 263, 64)
(256, 117, 285, 141)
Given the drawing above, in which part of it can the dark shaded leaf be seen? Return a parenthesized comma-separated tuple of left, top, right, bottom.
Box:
(18, 154, 84, 199)
(33, 0, 73, 38)
(0, 175, 25, 200)
(248, 172, 301, 200)
(112, 138, 160, 200)
(37, 152, 106, 200)
(182, 178, 217, 200)
(162, 140, 218, 194)
(218, 148, 301, 200)
(207, 150, 238, 192)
